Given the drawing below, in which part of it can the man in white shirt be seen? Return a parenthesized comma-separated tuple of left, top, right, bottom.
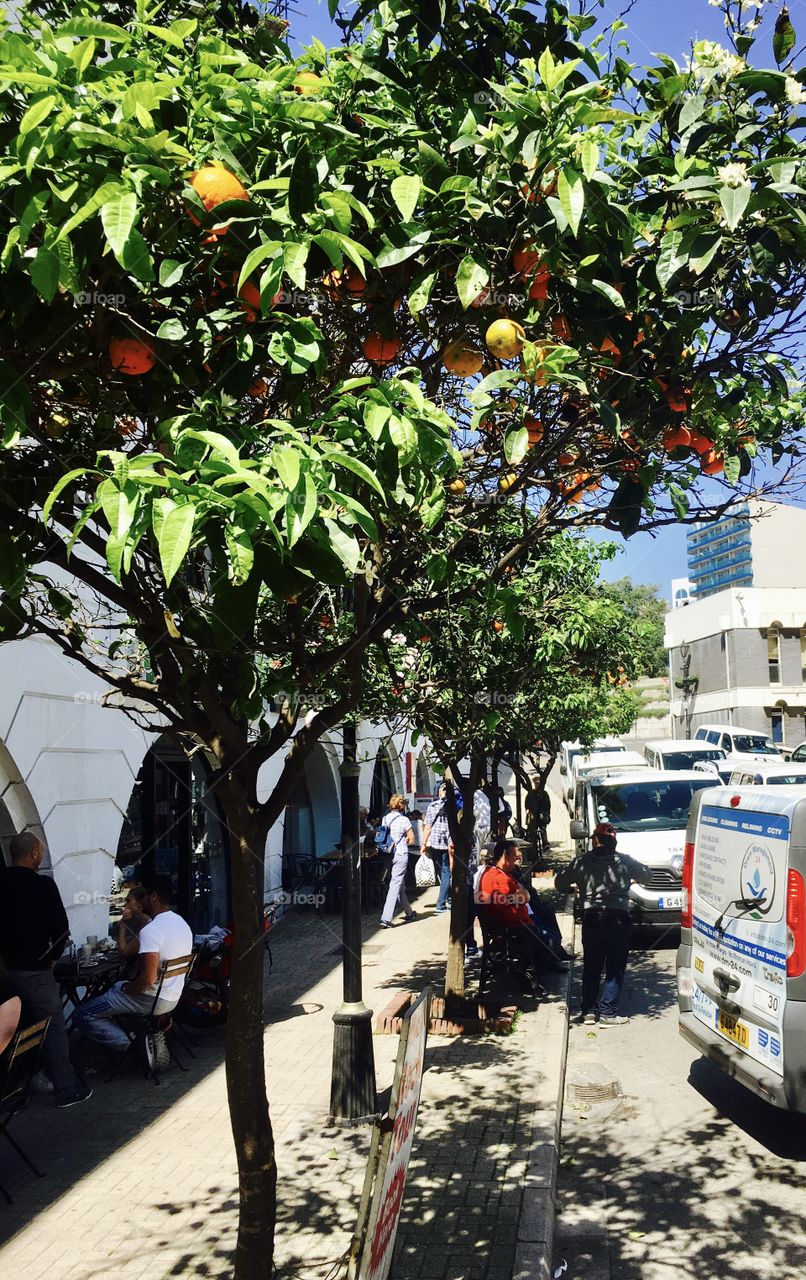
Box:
(74, 875, 192, 1050)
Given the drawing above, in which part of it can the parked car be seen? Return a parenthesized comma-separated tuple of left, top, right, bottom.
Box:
(728, 764, 806, 787)
(644, 738, 731, 780)
(784, 741, 806, 763)
(559, 737, 626, 808)
(693, 723, 782, 770)
(677, 785, 806, 1112)
(569, 768, 713, 927)
(572, 750, 648, 792)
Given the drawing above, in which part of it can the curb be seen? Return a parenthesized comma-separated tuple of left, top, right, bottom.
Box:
(513, 898, 574, 1280)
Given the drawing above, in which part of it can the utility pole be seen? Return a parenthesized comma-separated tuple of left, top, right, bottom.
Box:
(329, 721, 377, 1124)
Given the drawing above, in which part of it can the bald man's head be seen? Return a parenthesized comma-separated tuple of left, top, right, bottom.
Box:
(9, 831, 43, 867)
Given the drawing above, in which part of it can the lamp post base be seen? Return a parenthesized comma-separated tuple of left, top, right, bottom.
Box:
(328, 1003, 377, 1126)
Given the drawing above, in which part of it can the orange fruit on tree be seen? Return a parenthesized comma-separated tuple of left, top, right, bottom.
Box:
(188, 163, 249, 240)
(528, 275, 549, 302)
(362, 332, 401, 365)
(469, 285, 491, 308)
(238, 279, 261, 322)
(688, 430, 714, 456)
(499, 471, 519, 493)
(294, 71, 323, 96)
(248, 378, 268, 398)
(552, 315, 572, 342)
(486, 318, 526, 360)
(599, 336, 622, 363)
(443, 338, 484, 378)
(700, 448, 725, 476)
(524, 415, 543, 445)
(108, 336, 156, 376)
(446, 477, 467, 495)
(342, 266, 367, 295)
(493, 620, 505, 632)
(512, 243, 545, 279)
(662, 425, 691, 452)
(557, 449, 578, 467)
(666, 386, 691, 414)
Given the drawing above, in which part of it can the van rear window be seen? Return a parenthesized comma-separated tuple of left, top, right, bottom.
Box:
(591, 779, 712, 832)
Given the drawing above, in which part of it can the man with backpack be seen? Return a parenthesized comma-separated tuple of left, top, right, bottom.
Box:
(378, 794, 417, 928)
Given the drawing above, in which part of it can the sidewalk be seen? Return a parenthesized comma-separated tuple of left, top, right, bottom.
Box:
(0, 879, 572, 1280)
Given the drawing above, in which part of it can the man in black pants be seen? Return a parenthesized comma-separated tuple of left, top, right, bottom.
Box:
(0, 831, 91, 1106)
(555, 823, 651, 1026)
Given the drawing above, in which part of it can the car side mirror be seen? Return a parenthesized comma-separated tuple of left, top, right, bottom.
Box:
(783, 752, 792, 762)
(570, 819, 587, 839)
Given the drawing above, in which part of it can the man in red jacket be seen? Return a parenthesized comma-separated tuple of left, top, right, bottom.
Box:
(476, 838, 568, 975)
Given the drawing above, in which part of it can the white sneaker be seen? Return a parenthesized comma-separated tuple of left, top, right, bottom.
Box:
(30, 1071, 54, 1094)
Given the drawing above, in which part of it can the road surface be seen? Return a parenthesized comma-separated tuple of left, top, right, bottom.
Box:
(554, 934, 806, 1280)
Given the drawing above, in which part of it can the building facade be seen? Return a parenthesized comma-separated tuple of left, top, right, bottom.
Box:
(686, 499, 806, 599)
(670, 577, 695, 609)
(0, 634, 434, 949)
(665, 587, 806, 744)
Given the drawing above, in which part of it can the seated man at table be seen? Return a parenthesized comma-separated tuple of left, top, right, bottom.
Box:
(0, 830, 91, 1107)
(74, 875, 192, 1054)
(475, 839, 568, 975)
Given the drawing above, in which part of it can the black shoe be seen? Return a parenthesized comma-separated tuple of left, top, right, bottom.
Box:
(403, 912, 418, 923)
(379, 920, 393, 929)
(56, 1083, 93, 1109)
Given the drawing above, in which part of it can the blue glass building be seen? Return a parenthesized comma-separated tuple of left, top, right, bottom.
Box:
(686, 503, 754, 599)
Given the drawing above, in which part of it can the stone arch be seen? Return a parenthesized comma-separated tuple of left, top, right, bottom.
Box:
(0, 737, 45, 867)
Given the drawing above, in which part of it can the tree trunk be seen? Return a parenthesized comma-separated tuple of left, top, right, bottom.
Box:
(219, 782, 276, 1280)
(444, 761, 482, 1004)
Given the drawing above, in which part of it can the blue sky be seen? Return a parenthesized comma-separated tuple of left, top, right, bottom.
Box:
(291, 1, 800, 600)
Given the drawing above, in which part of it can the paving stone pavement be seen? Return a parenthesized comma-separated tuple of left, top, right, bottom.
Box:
(0, 870, 571, 1280)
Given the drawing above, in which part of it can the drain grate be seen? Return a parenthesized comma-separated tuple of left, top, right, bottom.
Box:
(329, 944, 383, 956)
(566, 1061, 621, 1107)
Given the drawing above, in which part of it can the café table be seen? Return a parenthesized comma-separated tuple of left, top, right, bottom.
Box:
(54, 952, 130, 1029)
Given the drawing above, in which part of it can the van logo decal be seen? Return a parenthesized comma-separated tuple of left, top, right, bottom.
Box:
(739, 843, 776, 917)
(771, 1036, 781, 1057)
(758, 1029, 769, 1049)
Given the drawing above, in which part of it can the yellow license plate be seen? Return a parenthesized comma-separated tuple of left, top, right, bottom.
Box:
(717, 1011, 750, 1049)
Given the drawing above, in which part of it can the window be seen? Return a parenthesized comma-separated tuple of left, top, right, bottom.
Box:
(801, 632, 806, 683)
(770, 711, 784, 744)
(768, 630, 781, 684)
(720, 733, 732, 751)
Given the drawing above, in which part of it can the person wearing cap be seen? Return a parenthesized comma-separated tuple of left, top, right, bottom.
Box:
(554, 823, 651, 1026)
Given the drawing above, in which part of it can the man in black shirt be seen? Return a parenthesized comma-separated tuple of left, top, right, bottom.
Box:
(0, 831, 91, 1107)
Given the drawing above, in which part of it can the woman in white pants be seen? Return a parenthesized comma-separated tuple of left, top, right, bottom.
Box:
(379, 794, 417, 928)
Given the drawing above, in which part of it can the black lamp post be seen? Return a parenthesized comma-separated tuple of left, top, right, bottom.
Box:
(329, 721, 377, 1124)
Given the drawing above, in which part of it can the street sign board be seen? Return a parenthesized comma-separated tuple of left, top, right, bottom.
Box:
(350, 988, 430, 1280)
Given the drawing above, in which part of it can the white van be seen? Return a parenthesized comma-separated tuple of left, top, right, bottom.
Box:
(644, 738, 731, 781)
(677, 786, 806, 1112)
(559, 738, 626, 809)
(693, 724, 781, 770)
(569, 768, 714, 925)
(728, 764, 806, 787)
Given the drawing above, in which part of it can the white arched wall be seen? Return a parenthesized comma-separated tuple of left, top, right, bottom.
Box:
(0, 636, 153, 944)
(260, 730, 342, 897)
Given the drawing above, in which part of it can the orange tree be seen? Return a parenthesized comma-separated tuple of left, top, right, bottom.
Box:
(362, 520, 638, 998)
(0, 0, 804, 1274)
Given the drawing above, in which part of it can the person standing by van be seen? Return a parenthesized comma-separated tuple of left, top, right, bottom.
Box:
(555, 822, 652, 1026)
(379, 794, 417, 928)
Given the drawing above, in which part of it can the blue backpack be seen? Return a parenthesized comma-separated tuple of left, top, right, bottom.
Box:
(374, 821, 393, 854)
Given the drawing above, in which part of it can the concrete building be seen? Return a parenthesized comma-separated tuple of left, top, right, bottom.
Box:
(670, 577, 695, 609)
(665, 587, 806, 745)
(686, 499, 806, 599)
(0, 634, 435, 948)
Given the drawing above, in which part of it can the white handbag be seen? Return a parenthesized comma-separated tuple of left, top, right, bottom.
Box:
(414, 852, 438, 888)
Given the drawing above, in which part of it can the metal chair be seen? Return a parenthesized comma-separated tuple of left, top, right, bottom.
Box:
(106, 955, 195, 1085)
(0, 1018, 51, 1203)
(477, 909, 541, 998)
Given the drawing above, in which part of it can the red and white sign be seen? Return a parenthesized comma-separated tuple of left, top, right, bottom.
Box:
(356, 990, 429, 1280)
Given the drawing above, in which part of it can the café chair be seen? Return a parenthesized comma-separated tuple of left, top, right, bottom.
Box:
(106, 955, 195, 1085)
(0, 1018, 51, 1203)
(476, 908, 541, 998)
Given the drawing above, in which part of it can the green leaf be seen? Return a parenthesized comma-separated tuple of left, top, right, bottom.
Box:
(287, 472, 318, 546)
(225, 523, 254, 585)
(60, 16, 132, 41)
(455, 255, 489, 310)
(237, 241, 282, 295)
(773, 10, 796, 65)
(537, 46, 555, 88)
(325, 452, 386, 500)
(390, 174, 421, 222)
(408, 271, 436, 316)
(323, 519, 362, 574)
(42, 468, 88, 524)
(557, 168, 584, 237)
(273, 445, 301, 490)
(679, 94, 707, 132)
(158, 503, 195, 586)
(157, 318, 187, 341)
(719, 184, 751, 231)
(504, 428, 529, 466)
(19, 95, 57, 137)
(579, 138, 599, 180)
(289, 144, 316, 222)
(54, 181, 124, 243)
(589, 279, 626, 310)
(283, 240, 309, 290)
(120, 227, 154, 281)
(159, 258, 188, 288)
(689, 232, 722, 275)
(723, 455, 741, 485)
(30, 246, 59, 302)
(101, 190, 138, 259)
(656, 230, 685, 290)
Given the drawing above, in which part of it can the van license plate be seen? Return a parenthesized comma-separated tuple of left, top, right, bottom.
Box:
(717, 1011, 750, 1049)
(657, 893, 682, 909)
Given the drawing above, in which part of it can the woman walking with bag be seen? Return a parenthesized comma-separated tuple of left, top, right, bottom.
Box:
(379, 794, 417, 929)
